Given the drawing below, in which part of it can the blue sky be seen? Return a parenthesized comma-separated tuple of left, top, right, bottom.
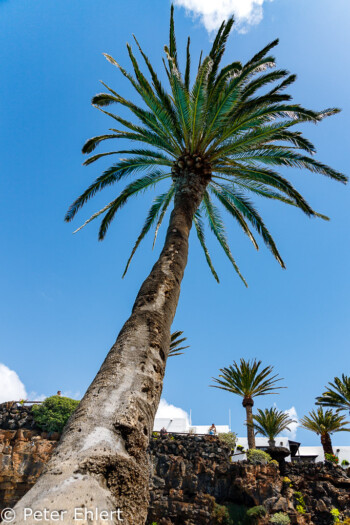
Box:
(0, 0, 349, 446)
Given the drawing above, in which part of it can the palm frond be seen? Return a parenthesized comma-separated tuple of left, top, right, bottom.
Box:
(210, 182, 284, 267)
(168, 330, 190, 357)
(122, 187, 173, 276)
(185, 37, 191, 91)
(67, 8, 346, 287)
(301, 407, 350, 435)
(316, 375, 350, 414)
(211, 359, 285, 398)
(193, 210, 220, 282)
(152, 185, 175, 248)
(251, 408, 296, 440)
(203, 192, 247, 286)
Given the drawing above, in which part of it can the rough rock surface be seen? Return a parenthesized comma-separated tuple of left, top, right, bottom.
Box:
(285, 462, 350, 525)
(0, 408, 349, 525)
(0, 402, 39, 431)
(148, 435, 350, 525)
(0, 429, 59, 511)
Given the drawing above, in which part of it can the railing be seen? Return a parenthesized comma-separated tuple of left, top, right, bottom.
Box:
(153, 431, 219, 437)
(8, 400, 43, 405)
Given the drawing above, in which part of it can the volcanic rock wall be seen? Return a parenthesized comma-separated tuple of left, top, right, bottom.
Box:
(0, 403, 349, 525)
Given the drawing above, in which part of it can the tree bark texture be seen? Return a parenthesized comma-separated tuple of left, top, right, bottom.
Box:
(243, 397, 256, 450)
(12, 171, 209, 525)
(321, 432, 334, 456)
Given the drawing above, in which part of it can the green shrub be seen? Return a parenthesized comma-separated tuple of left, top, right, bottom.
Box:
(325, 453, 339, 465)
(32, 395, 79, 433)
(246, 449, 271, 465)
(212, 503, 250, 525)
(269, 459, 279, 467)
(237, 444, 245, 452)
(341, 459, 349, 467)
(218, 432, 237, 452)
(269, 512, 291, 524)
(294, 491, 306, 513)
(331, 508, 341, 523)
(246, 506, 267, 522)
(212, 504, 231, 525)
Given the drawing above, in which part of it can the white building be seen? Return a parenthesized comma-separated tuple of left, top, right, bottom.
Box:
(153, 417, 229, 434)
(153, 418, 350, 464)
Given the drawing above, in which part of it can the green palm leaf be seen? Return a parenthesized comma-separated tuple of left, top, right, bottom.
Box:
(301, 407, 350, 435)
(251, 408, 296, 440)
(66, 5, 347, 281)
(168, 330, 190, 357)
(316, 375, 350, 414)
(211, 359, 285, 398)
(203, 192, 247, 286)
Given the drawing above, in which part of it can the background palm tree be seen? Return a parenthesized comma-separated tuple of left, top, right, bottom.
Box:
(316, 374, 350, 415)
(300, 407, 350, 456)
(211, 359, 285, 448)
(14, 7, 346, 524)
(251, 407, 295, 447)
(168, 330, 190, 357)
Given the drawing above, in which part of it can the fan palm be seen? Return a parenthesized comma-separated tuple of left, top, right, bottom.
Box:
(211, 359, 285, 448)
(316, 375, 350, 415)
(251, 407, 296, 446)
(16, 7, 346, 524)
(300, 407, 350, 456)
(168, 330, 190, 357)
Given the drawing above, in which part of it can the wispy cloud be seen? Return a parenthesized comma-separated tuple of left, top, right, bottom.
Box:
(173, 0, 274, 33)
(281, 406, 299, 440)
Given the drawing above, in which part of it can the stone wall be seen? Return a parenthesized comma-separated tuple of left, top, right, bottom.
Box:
(285, 462, 350, 525)
(0, 429, 59, 511)
(0, 402, 39, 431)
(148, 435, 350, 525)
(0, 410, 349, 525)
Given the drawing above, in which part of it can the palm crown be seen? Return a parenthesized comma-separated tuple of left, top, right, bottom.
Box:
(65, 6, 346, 284)
(211, 358, 284, 400)
(300, 407, 350, 435)
(252, 407, 295, 440)
(316, 375, 350, 414)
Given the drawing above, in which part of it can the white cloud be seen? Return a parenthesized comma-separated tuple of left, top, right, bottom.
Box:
(0, 363, 78, 405)
(173, 0, 274, 33)
(0, 363, 27, 403)
(281, 406, 299, 440)
(156, 398, 190, 425)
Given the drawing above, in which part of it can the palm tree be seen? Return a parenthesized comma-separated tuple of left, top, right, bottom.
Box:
(316, 375, 350, 415)
(14, 8, 346, 524)
(300, 407, 350, 456)
(168, 330, 190, 357)
(251, 407, 296, 447)
(211, 359, 285, 449)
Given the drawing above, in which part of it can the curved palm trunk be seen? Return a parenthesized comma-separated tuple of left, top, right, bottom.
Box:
(321, 432, 334, 456)
(243, 397, 256, 449)
(12, 172, 209, 525)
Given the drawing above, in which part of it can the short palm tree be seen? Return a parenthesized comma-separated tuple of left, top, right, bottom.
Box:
(316, 375, 350, 415)
(168, 330, 190, 357)
(18, 7, 346, 523)
(251, 407, 296, 447)
(300, 407, 350, 456)
(211, 359, 285, 448)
